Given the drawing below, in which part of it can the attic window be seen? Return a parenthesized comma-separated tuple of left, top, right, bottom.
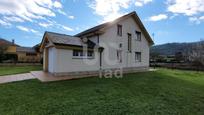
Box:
(117, 24, 122, 36)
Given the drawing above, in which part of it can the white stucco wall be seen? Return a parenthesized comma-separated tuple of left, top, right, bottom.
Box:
(52, 48, 100, 73)
(89, 16, 150, 69)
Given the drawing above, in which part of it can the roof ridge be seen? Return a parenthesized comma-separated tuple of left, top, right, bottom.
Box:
(75, 11, 136, 37)
(45, 31, 78, 38)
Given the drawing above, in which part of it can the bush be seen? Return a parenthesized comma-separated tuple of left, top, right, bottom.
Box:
(2, 54, 18, 63)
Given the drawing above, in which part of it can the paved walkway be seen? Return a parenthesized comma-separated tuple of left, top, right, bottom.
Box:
(31, 71, 95, 82)
(0, 73, 36, 84)
(0, 69, 158, 84)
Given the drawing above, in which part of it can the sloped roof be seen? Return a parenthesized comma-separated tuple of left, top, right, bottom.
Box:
(44, 32, 84, 46)
(75, 22, 111, 37)
(0, 38, 19, 46)
(75, 11, 154, 45)
(16, 47, 36, 53)
(40, 31, 98, 51)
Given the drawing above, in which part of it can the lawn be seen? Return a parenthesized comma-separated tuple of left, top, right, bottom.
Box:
(0, 65, 42, 76)
(0, 69, 204, 114)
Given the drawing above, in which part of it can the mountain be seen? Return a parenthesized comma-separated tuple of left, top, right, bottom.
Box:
(150, 41, 204, 56)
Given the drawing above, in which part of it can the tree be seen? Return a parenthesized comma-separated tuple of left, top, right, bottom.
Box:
(189, 39, 204, 71)
(175, 52, 184, 62)
(150, 51, 160, 68)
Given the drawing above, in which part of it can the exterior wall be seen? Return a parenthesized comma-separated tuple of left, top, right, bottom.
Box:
(6, 46, 16, 53)
(51, 48, 100, 73)
(17, 52, 41, 62)
(89, 16, 150, 69)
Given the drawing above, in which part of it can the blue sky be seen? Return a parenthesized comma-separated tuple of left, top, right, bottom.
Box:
(0, 0, 204, 47)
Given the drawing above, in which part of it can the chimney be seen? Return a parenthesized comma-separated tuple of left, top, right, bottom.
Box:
(12, 39, 15, 45)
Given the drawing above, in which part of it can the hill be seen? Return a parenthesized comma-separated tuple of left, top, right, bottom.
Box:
(150, 41, 203, 56)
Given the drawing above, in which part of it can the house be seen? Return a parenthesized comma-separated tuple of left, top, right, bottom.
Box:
(40, 11, 154, 76)
(0, 38, 41, 63)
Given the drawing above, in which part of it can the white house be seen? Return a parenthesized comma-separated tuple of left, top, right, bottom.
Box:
(40, 11, 154, 76)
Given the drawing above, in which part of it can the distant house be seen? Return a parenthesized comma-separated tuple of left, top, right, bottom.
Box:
(40, 11, 154, 76)
(0, 38, 41, 63)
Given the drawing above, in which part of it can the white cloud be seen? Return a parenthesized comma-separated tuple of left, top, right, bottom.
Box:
(167, 0, 204, 16)
(16, 26, 29, 32)
(68, 15, 75, 19)
(189, 16, 204, 24)
(30, 29, 39, 33)
(16, 25, 39, 34)
(39, 22, 53, 28)
(148, 14, 168, 21)
(3, 16, 24, 22)
(0, 19, 11, 26)
(53, 1, 62, 8)
(58, 9, 67, 16)
(89, 0, 152, 22)
(167, 0, 204, 24)
(61, 25, 74, 31)
(0, 0, 63, 23)
(135, 0, 152, 7)
(57, 9, 75, 20)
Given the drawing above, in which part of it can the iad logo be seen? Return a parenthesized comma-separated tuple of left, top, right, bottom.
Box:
(99, 68, 123, 78)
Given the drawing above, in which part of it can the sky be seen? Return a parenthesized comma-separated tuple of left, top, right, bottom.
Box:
(0, 0, 204, 47)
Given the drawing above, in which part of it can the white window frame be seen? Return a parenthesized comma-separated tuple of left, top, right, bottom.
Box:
(73, 50, 94, 59)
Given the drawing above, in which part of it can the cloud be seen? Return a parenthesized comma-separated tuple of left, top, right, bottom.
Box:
(167, 0, 204, 16)
(57, 9, 75, 20)
(68, 16, 75, 19)
(58, 9, 67, 15)
(16, 25, 40, 34)
(39, 22, 53, 28)
(148, 14, 168, 21)
(53, 1, 62, 8)
(16, 26, 29, 32)
(3, 16, 24, 22)
(189, 16, 204, 24)
(0, 0, 63, 23)
(0, 19, 11, 26)
(89, 0, 152, 22)
(61, 25, 74, 31)
(135, 0, 152, 7)
(38, 19, 74, 32)
(167, 0, 204, 24)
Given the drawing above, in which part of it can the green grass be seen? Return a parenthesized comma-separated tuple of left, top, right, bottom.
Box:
(0, 69, 204, 114)
(0, 65, 42, 76)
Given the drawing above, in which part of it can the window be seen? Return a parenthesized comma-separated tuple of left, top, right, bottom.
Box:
(73, 50, 94, 58)
(73, 50, 79, 56)
(128, 33, 132, 52)
(135, 31, 141, 41)
(135, 52, 141, 62)
(117, 50, 122, 63)
(26, 53, 37, 56)
(117, 24, 122, 36)
(119, 43, 122, 48)
(88, 51, 93, 57)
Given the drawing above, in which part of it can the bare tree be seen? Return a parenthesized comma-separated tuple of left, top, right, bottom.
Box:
(190, 39, 204, 71)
